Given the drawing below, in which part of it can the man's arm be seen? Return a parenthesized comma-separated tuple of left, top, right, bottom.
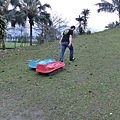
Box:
(68, 35, 72, 47)
(59, 36, 63, 45)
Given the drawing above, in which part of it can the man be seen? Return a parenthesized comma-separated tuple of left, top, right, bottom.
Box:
(59, 25, 75, 62)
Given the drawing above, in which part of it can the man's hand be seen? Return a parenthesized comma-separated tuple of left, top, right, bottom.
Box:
(59, 36, 63, 45)
(58, 41, 61, 45)
(68, 43, 71, 47)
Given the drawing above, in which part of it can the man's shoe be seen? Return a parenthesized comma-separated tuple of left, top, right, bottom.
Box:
(70, 58, 75, 62)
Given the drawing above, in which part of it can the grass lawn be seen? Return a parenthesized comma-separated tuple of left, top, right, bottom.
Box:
(0, 42, 36, 49)
(0, 28, 120, 120)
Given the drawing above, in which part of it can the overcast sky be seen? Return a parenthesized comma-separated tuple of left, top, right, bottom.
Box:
(41, 0, 118, 32)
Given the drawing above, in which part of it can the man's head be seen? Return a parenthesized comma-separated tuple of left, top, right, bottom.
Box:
(70, 25, 75, 31)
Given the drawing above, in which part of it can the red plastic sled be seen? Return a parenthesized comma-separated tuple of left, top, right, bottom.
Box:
(36, 61, 65, 73)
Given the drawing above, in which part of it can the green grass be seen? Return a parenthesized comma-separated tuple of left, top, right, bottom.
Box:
(6, 42, 23, 48)
(0, 42, 36, 49)
(0, 28, 120, 120)
(0, 42, 22, 49)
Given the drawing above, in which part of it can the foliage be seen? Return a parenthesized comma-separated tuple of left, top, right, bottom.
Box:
(0, 0, 53, 46)
(0, 15, 6, 38)
(35, 12, 68, 42)
(95, 0, 120, 25)
(105, 21, 119, 29)
(81, 9, 90, 30)
(0, 0, 69, 47)
(76, 15, 85, 35)
(19, 0, 52, 46)
(76, 9, 90, 35)
(0, 0, 25, 27)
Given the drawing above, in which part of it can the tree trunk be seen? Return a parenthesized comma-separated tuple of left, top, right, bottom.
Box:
(14, 41, 16, 49)
(30, 23, 32, 46)
(2, 38, 5, 50)
(119, 11, 120, 27)
(119, 16, 120, 27)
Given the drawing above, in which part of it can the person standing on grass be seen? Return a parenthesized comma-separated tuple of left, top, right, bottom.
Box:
(59, 25, 76, 62)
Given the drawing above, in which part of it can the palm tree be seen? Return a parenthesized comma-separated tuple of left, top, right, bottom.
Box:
(10, 0, 21, 8)
(81, 9, 90, 30)
(76, 15, 84, 34)
(0, 0, 10, 16)
(0, 15, 7, 50)
(76, 9, 90, 34)
(0, 0, 27, 50)
(19, 0, 52, 46)
(0, 0, 26, 33)
(95, 0, 120, 26)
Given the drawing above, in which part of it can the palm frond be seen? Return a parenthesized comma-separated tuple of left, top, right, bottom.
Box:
(38, 3, 51, 11)
(96, 1, 115, 13)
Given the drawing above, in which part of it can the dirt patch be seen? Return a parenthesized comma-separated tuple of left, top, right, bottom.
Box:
(0, 92, 47, 120)
(0, 50, 7, 54)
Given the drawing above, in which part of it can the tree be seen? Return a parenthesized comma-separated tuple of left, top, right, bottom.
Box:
(0, 0, 52, 46)
(0, 15, 7, 50)
(76, 9, 90, 35)
(0, 0, 11, 17)
(0, 0, 9, 50)
(75, 15, 84, 34)
(19, 0, 52, 46)
(50, 12, 68, 31)
(95, 0, 120, 26)
(105, 21, 119, 29)
(48, 12, 68, 40)
(34, 11, 53, 42)
(0, 0, 26, 35)
(81, 9, 90, 30)
(35, 12, 68, 42)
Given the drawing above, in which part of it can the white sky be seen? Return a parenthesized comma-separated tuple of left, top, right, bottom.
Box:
(41, 0, 118, 32)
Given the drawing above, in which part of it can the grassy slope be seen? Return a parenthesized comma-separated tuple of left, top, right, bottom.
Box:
(0, 28, 120, 120)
